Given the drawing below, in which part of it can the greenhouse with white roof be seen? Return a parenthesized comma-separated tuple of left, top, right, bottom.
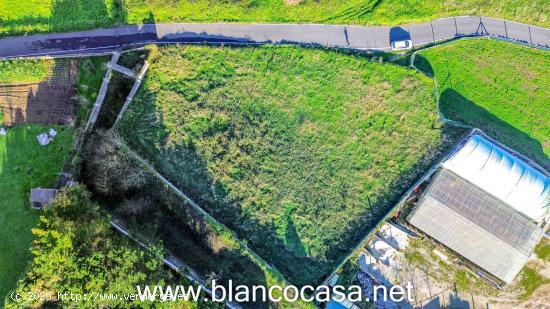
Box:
(407, 134, 549, 284)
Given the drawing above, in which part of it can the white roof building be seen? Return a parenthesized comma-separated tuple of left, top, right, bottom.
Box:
(443, 135, 549, 221)
(408, 134, 548, 283)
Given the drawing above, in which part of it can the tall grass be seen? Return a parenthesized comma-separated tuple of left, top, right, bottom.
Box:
(0, 59, 51, 83)
(118, 45, 458, 284)
(0, 0, 548, 36)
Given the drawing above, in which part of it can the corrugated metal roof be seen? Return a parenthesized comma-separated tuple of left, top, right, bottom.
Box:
(428, 170, 541, 255)
(409, 195, 533, 283)
(30, 188, 57, 204)
(443, 135, 549, 221)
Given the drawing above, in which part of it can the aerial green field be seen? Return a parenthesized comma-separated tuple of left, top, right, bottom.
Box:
(0, 59, 52, 83)
(0, 0, 548, 36)
(117, 45, 459, 284)
(416, 38, 550, 169)
(0, 125, 73, 302)
(124, 0, 549, 26)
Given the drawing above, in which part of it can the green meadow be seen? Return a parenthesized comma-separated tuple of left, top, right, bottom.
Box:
(117, 45, 459, 284)
(416, 38, 550, 169)
(0, 0, 548, 36)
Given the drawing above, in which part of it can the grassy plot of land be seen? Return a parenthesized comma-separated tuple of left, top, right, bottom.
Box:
(518, 266, 549, 301)
(0, 0, 548, 36)
(0, 125, 73, 302)
(80, 131, 313, 309)
(0, 0, 127, 36)
(535, 238, 550, 262)
(416, 38, 550, 169)
(125, 0, 550, 27)
(118, 45, 456, 285)
(0, 59, 52, 84)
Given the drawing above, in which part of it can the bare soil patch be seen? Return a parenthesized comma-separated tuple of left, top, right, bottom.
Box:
(0, 59, 78, 125)
(284, 0, 303, 5)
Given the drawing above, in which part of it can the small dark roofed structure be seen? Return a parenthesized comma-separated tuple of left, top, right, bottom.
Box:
(30, 188, 58, 210)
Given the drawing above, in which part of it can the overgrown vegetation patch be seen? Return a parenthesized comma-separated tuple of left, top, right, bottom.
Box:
(0, 59, 52, 83)
(417, 38, 550, 169)
(80, 130, 312, 309)
(5, 185, 218, 308)
(118, 45, 458, 285)
(518, 266, 549, 301)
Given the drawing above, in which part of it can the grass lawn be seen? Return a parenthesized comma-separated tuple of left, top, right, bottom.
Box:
(416, 38, 550, 170)
(0, 59, 52, 84)
(0, 0, 548, 36)
(0, 0, 126, 36)
(0, 125, 73, 302)
(124, 0, 550, 26)
(117, 45, 459, 285)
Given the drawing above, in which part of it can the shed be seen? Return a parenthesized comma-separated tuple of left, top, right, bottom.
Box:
(30, 188, 58, 209)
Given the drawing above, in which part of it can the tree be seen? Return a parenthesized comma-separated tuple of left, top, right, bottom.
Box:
(5, 185, 217, 309)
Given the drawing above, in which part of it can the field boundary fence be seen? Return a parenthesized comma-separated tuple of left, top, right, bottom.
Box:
(109, 218, 243, 309)
(404, 16, 550, 50)
(105, 137, 290, 284)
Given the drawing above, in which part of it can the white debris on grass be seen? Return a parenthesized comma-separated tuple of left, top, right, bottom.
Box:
(368, 235, 399, 266)
(0, 128, 6, 136)
(37, 133, 50, 146)
(37, 128, 59, 146)
(376, 222, 410, 250)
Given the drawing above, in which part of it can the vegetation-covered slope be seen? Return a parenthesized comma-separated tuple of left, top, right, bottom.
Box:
(416, 38, 550, 169)
(118, 45, 458, 284)
(0, 0, 548, 36)
(0, 125, 73, 302)
(5, 185, 217, 308)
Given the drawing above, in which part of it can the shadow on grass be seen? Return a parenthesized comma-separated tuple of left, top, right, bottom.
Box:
(110, 49, 468, 287)
(440, 88, 549, 170)
(0, 59, 78, 126)
(80, 131, 270, 308)
(413, 54, 434, 77)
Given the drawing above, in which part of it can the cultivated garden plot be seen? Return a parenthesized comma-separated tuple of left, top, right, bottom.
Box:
(415, 38, 550, 170)
(0, 59, 78, 125)
(116, 45, 462, 285)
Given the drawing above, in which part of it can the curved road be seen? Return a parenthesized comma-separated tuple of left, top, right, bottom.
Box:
(0, 16, 549, 58)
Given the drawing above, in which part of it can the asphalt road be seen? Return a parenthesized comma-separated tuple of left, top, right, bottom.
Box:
(0, 16, 549, 58)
